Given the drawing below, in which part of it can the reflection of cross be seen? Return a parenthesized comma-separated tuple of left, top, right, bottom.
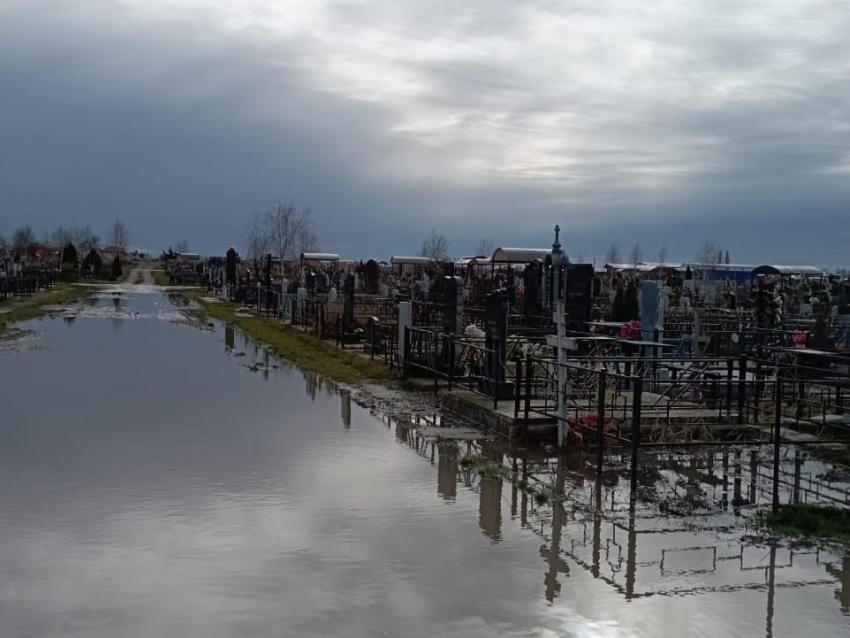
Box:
(826, 554, 850, 613)
(540, 455, 569, 603)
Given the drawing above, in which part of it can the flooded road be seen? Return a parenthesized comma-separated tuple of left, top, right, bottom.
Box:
(1, 290, 848, 637)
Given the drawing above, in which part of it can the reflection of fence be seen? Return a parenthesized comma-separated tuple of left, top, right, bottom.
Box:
(387, 421, 847, 613)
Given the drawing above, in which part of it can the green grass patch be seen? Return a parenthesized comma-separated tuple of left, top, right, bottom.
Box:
(0, 284, 93, 334)
(186, 291, 393, 385)
(761, 504, 850, 543)
(152, 270, 170, 286)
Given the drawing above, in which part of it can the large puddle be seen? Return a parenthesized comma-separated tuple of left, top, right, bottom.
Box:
(1, 290, 848, 637)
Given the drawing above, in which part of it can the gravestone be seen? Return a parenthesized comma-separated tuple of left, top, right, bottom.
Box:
(225, 247, 238, 300)
(397, 301, 412, 367)
(442, 276, 464, 336)
(639, 280, 667, 343)
(522, 262, 542, 322)
(480, 290, 513, 400)
(564, 264, 594, 332)
(365, 259, 380, 295)
(343, 273, 356, 333)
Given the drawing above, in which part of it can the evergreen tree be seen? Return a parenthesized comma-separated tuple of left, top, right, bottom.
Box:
(612, 287, 625, 321)
(624, 280, 640, 320)
(62, 242, 79, 269)
(82, 248, 103, 274)
(111, 254, 123, 280)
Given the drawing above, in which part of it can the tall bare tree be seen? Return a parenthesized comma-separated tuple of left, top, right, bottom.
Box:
(475, 237, 495, 258)
(629, 242, 643, 268)
(110, 219, 129, 251)
(657, 245, 667, 267)
(694, 240, 722, 279)
(267, 202, 313, 263)
(174, 239, 190, 253)
(245, 212, 271, 261)
(12, 225, 34, 251)
(605, 242, 621, 264)
(420, 229, 450, 262)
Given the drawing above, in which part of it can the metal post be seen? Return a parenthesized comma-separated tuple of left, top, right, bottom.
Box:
(630, 376, 643, 488)
(726, 359, 734, 417)
(738, 356, 747, 424)
(514, 358, 522, 418)
(524, 353, 532, 438)
(597, 369, 607, 471)
(402, 326, 410, 380)
(772, 378, 782, 512)
(447, 338, 455, 392)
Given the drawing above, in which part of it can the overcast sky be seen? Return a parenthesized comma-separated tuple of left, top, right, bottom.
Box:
(1, 0, 848, 264)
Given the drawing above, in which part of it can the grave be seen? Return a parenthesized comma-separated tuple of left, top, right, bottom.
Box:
(479, 290, 514, 400)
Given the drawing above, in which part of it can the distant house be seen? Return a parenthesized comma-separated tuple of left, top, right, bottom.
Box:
(101, 245, 128, 260)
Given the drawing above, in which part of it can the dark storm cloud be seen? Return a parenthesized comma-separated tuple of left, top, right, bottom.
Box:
(1, 0, 848, 264)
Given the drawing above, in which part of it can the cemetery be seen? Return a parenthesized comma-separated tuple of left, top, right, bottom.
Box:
(184, 227, 848, 472)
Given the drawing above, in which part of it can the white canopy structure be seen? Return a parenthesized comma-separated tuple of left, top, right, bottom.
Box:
(390, 256, 431, 265)
(300, 252, 340, 262)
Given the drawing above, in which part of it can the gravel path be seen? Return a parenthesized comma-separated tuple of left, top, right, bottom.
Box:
(130, 269, 155, 285)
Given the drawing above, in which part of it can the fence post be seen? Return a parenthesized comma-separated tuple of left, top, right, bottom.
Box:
(447, 338, 455, 392)
(514, 357, 522, 418)
(738, 356, 747, 424)
(524, 353, 532, 438)
(754, 358, 763, 424)
(726, 359, 733, 417)
(402, 326, 410, 380)
(630, 376, 643, 493)
(772, 377, 783, 512)
(597, 369, 607, 471)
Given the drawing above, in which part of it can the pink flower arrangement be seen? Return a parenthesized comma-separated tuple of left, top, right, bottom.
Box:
(619, 320, 643, 340)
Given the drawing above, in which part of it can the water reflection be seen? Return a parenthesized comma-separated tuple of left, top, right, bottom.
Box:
(437, 442, 458, 501)
(340, 389, 351, 428)
(385, 413, 850, 625)
(4, 293, 847, 638)
(827, 554, 850, 614)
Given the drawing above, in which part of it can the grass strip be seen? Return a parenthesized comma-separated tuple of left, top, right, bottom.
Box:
(761, 504, 850, 543)
(187, 291, 393, 385)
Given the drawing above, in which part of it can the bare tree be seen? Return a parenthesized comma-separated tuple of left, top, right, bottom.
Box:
(267, 202, 313, 263)
(174, 239, 190, 253)
(475, 237, 495, 258)
(76, 226, 100, 254)
(298, 226, 320, 254)
(629, 242, 643, 268)
(694, 240, 722, 280)
(657, 245, 667, 267)
(110, 219, 129, 251)
(605, 242, 621, 264)
(724, 249, 731, 265)
(244, 212, 270, 261)
(12, 225, 34, 251)
(420, 228, 450, 262)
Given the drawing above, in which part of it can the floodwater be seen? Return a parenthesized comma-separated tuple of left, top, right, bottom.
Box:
(1, 288, 848, 638)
